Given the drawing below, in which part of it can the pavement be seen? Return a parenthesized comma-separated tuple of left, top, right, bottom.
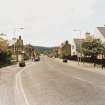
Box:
(0, 61, 32, 105)
(54, 58, 105, 76)
(1, 56, 105, 105)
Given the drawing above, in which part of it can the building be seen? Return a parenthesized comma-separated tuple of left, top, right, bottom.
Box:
(73, 32, 93, 56)
(58, 43, 64, 57)
(70, 41, 76, 56)
(61, 41, 71, 57)
(96, 27, 105, 42)
(74, 38, 84, 55)
(85, 32, 94, 41)
(57, 41, 72, 58)
(57, 40, 76, 58)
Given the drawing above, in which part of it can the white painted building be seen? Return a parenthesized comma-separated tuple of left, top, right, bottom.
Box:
(70, 40, 76, 56)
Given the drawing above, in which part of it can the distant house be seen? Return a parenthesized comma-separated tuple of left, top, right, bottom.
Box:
(73, 32, 94, 56)
(58, 43, 64, 57)
(57, 41, 76, 58)
(61, 41, 71, 57)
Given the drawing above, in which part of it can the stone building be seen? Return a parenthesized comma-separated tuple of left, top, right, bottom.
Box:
(62, 41, 71, 57)
(15, 36, 24, 61)
(58, 41, 71, 58)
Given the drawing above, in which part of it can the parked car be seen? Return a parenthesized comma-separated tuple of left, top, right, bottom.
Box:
(34, 56, 40, 61)
(19, 60, 26, 67)
(63, 58, 68, 63)
(18, 54, 26, 67)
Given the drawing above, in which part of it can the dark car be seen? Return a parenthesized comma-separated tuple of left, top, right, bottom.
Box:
(63, 59, 68, 63)
(19, 60, 26, 67)
(18, 54, 26, 67)
(34, 56, 40, 61)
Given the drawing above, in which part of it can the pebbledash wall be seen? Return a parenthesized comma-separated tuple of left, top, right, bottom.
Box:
(70, 41, 76, 56)
(67, 40, 76, 56)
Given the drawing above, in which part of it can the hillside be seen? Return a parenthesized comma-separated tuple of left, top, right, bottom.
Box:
(32, 46, 58, 54)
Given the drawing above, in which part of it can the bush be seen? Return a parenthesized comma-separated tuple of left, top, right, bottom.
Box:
(0, 50, 12, 65)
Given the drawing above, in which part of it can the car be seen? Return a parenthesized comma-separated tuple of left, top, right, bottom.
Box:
(34, 56, 40, 61)
(19, 60, 26, 67)
(63, 59, 68, 63)
(18, 54, 26, 67)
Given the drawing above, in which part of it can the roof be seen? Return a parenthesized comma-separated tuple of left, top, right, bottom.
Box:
(74, 38, 84, 52)
(97, 27, 105, 38)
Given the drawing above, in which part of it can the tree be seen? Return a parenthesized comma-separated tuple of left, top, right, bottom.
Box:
(0, 50, 12, 65)
(0, 38, 12, 65)
(81, 36, 105, 66)
(24, 44, 35, 59)
(0, 38, 8, 51)
(82, 38, 104, 56)
(82, 37, 105, 66)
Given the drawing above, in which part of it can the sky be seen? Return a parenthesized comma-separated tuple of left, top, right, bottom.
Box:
(0, 0, 105, 47)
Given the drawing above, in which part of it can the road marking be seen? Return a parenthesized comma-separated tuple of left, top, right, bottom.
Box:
(15, 63, 33, 105)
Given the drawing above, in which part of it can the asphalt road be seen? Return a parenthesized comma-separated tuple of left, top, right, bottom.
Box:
(1, 56, 105, 105)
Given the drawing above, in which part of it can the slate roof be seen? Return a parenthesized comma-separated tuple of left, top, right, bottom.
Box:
(97, 27, 105, 38)
(74, 39, 84, 52)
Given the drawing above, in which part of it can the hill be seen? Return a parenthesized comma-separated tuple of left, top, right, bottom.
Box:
(32, 46, 58, 54)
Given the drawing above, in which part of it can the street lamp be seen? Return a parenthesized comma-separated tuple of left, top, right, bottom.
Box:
(73, 30, 82, 64)
(12, 37, 16, 54)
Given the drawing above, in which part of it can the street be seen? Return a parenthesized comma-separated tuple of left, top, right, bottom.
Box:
(1, 56, 105, 105)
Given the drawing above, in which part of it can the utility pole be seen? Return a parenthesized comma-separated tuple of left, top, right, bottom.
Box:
(12, 37, 16, 54)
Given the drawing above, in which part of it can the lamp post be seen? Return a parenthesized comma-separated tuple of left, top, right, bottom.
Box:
(12, 37, 16, 54)
(73, 30, 82, 64)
